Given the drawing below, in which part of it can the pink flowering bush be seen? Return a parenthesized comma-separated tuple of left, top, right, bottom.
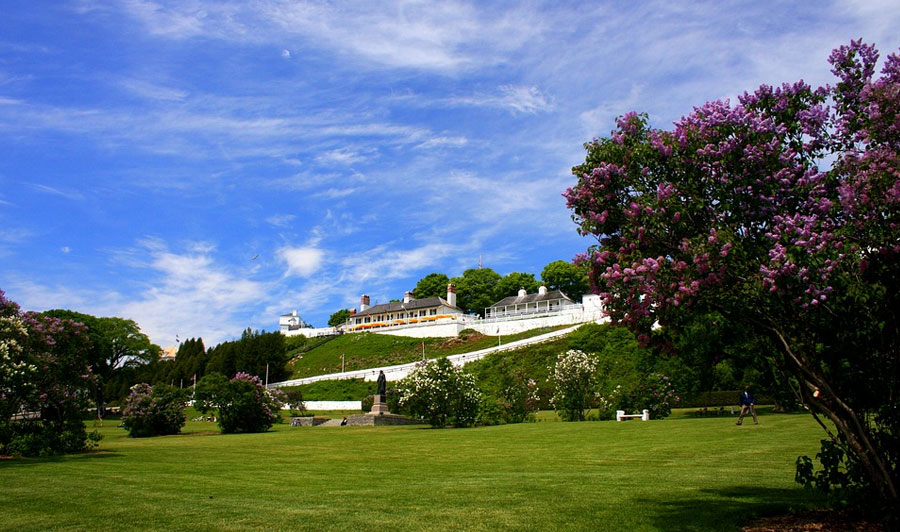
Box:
(120, 383, 188, 438)
(565, 41, 899, 509)
(194, 372, 282, 434)
(1, 289, 100, 456)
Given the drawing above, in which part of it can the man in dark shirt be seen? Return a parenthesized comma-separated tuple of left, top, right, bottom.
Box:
(736, 384, 759, 425)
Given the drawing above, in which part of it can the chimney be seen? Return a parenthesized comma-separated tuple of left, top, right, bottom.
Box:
(349, 309, 356, 316)
(360, 294, 370, 312)
(538, 285, 548, 295)
(447, 283, 457, 307)
(403, 291, 412, 303)
(292, 310, 298, 317)
(518, 287, 527, 298)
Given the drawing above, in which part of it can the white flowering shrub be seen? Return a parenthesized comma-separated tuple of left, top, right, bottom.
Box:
(397, 358, 481, 428)
(499, 370, 540, 423)
(549, 349, 600, 421)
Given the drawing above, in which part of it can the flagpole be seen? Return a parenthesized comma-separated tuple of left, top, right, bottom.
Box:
(341, 353, 345, 373)
(265, 364, 269, 387)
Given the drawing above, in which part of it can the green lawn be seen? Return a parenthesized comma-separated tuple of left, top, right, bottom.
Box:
(0, 413, 825, 532)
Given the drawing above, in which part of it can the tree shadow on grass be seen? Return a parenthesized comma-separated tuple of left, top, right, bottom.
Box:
(637, 485, 824, 532)
(0, 450, 122, 469)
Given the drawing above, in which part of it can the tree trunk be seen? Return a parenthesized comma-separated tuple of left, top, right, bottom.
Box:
(769, 326, 898, 505)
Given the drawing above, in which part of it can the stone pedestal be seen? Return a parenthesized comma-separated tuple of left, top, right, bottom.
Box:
(368, 394, 390, 415)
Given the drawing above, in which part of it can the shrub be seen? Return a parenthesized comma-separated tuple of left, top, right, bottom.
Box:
(120, 383, 188, 438)
(195, 372, 283, 434)
(397, 358, 481, 428)
(281, 388, 307, 417)
(617, 373, 679, 419)
(477, 395, 503, 426)
(549, 349, 599, 421)
(498, 370, 540, 424)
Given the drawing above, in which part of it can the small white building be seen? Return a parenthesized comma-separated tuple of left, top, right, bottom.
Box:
(485, 286, 577, 318)
(279, 310, 310, 332)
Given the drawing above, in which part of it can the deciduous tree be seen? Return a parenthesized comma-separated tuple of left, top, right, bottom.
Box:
(565, 41, 899, 507)
(412, 272, 450, 299)
(540, 260, 589, 299)
(450, 268, 501, 316)
(494, 272, 539, 301)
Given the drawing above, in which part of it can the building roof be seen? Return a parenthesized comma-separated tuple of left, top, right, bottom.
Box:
(354, 296, 461, 318)
(489, 289, 574, 308)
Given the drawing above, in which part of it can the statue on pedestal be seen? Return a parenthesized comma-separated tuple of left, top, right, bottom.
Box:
(376, 370, 386, 397)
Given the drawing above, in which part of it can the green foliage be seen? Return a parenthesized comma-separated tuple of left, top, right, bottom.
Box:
(549, 349, 600, 421)
(616, 373, 679, 419)
(450, 267, 501, 316)
(194, 372, 282, 434)
(680, 390, 772, 408)
(493, 272, 539, 301)
(120, 383, 188, 438)
(497, 369, 539, 423)
(173, 338, 207, 382)
(396, 358, 481, 428)
(540, 260, 589, 299)
(281, 388, 306, 417)
(41, 309, 159, 404)
(206, 329, 289, 384)
(413, 273, 450, 299)
(328, 309, 352, 327)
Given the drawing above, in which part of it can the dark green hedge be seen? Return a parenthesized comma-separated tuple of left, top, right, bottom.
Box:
(679, 390, 773, 407)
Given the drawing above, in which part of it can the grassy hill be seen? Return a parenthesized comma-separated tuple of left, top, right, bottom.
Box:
(285, 325, 571, 379)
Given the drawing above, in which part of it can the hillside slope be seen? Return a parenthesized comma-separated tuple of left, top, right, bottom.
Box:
(286, 326, 571, 379)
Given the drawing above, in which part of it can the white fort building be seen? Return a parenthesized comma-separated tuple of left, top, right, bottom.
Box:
(281, 283, 605, 339)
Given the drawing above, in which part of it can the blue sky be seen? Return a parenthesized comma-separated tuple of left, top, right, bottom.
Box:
(2, 1, 898, 347)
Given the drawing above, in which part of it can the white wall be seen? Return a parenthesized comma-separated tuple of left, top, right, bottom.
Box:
(283, 327, 336, 338)
(290, 401, 361, 411)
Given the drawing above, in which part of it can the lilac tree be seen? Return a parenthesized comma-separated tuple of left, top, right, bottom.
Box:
(1, 290, 100, 455)
(565, 41, 899, 506)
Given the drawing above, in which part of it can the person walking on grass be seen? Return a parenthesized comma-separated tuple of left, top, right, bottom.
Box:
(736, 384, 758, 425)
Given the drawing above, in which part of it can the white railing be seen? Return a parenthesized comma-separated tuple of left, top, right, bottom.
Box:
(267, 324, 581, 389)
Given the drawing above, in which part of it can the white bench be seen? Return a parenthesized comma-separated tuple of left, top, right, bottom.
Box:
(616, 409, 650, 421)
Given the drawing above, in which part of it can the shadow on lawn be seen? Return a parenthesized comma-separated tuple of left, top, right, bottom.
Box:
(0, 450, 122, 469)
(638, 485, 822, 532)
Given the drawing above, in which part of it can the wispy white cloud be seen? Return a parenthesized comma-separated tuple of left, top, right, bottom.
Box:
(279, 245, 325, 278)
(30, 183, 86, 201)
(112, 1, 543, 72)
(119, 78, 188, 101)
(265, 214, 296, 228)
(415, 135, 468, 150)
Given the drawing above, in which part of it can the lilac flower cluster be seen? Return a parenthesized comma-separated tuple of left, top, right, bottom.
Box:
(565, 41, 900, 326)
